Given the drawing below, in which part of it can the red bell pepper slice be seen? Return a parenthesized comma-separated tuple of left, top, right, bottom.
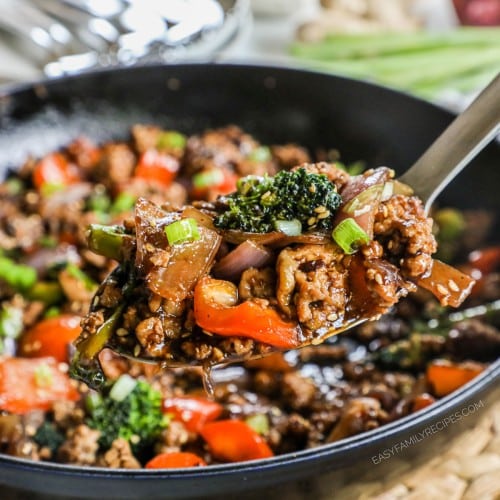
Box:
(0, 357, 80, 414)
(19, 315, 82, 363)
(145, 452, 206, 469)
(200, 420, 273, 462)
(134, 149, 179, 186)
(193, 276, 302, 349)
(162, 396, 223, 433)
(32, 153, 80, 191)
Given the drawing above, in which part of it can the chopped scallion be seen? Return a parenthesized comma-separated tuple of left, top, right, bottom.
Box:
(34, 363, 53, 388)
(245, 414, 269, 435)
(332, 218, 370, 254)
(165, 218, 200, 245)
(247, 146, 271, 163)
(192, 169, 224, 189)
(110, 374, 137, 402)
(0, 306, 23, 340)
(0, 257, 37, 291)
(110, 192, 136, 214)
(157, 131, 187, 150)
(274, 219, 302, 236)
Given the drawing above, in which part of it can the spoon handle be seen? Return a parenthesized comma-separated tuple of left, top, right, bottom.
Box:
(399, 73, 500, 213)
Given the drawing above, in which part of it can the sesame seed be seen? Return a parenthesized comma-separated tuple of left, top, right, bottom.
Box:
(130, 435, 140, 444)
(25, 425, 36, 436)
(116, 328, 129, 337)
(327, 313, 338, 321)
(309, 185, 316, 193)
(317, 211, 330, 219)
(133, 345, 141, 357)
(382, 205, 389, 218)
(314, 206, 327, 213)
(307, 217, 317, 226)
(374, 274, 384, 285)
(436, 284, 449, 295)
(22, 442, 33, 455)
(311, 336, 323, 345)
(448, 280, 460, 292)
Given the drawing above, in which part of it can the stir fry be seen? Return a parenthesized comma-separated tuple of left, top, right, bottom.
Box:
(0, 124, 498, 469)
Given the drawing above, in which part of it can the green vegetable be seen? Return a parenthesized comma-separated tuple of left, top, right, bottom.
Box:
(86, 379, 168, 454)
(0, 256, 37, 291)
(87, 191, 111, 213)
(214, 167, 342, 233)
(5, 178, 24, 195)
(109, 374, 137, 402)
(165, 218, 200, 245)
(192, 169, 224, 189)
(274, 219, 302, 236)
(247, 146, 271, 163)
(33, 422, 65, 454)
(245, 414, 269, 435)
(87, 224, 135, 261)
(44, 306, 61, 318)
(110, 192, 136, 215)
(434, 208, 466, 262)
(0, 306, 23, 354)
(66, 263, 97, 292)
(27, 282, 64, 305)
(157, 131, 186, 150)
(34, 363, 53, 388)
(332, 218, 370, 254)
(335, 160, 365, 176)
(290, 28, 500, 99)
(39, 236, 58, 248)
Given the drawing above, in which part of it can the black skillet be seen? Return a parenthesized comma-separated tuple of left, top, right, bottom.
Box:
(0, 64, 498, 499)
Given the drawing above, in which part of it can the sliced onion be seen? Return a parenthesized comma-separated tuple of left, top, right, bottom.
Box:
(222, 230, 285, 246)
(181, 206, 216, 230)
(212, 240, 273, 281)
(417, 259, 475, 308)
(24, 244, 81, 276)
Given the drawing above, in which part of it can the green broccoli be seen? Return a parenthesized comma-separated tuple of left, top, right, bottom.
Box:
(33, 422, 65, 454)
(85, 376, 168, 455)
(214, 167, 342, 233)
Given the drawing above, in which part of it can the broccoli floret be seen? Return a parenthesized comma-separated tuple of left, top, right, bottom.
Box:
(214, 168, 342, 233)
(85, 378, 168, 455)
(33, 422, 65, 454)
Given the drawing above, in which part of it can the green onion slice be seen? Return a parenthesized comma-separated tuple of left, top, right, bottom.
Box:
(109, 374, 137, 402)
(110, 192, 136, 214)
(34, 363, 54, 388)
(332, 218, 370, 254)
(245, 414, 269, 435)
(192, 169, 224, 189)
(247, 146, 271, 163)
(165, 218, 200, 245)
(157, 131, 187, 150)
(274, 219, 302, 236)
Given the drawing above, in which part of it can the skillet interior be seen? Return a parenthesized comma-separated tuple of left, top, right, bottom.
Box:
(0, 63, 498, 499)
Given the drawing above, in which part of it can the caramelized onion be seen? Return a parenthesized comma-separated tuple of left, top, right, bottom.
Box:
(212, 241, 272, 281)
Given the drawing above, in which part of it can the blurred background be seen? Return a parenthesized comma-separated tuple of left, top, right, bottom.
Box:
(0, 0, 499, 109)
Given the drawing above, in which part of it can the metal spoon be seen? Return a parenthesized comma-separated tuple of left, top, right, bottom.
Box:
(71, 74, 500, 388)
(399, 72, 500, 213)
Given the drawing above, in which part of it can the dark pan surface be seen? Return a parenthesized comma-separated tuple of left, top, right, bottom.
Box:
(0, 64, 498, 499)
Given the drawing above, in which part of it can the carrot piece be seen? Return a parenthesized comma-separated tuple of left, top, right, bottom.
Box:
(426, 361, 484, 397)
(19, 315, 82, 363)
(200, 420, 274, 462)
(0, 357, 79, 414)
(145, 452, 206, 469)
